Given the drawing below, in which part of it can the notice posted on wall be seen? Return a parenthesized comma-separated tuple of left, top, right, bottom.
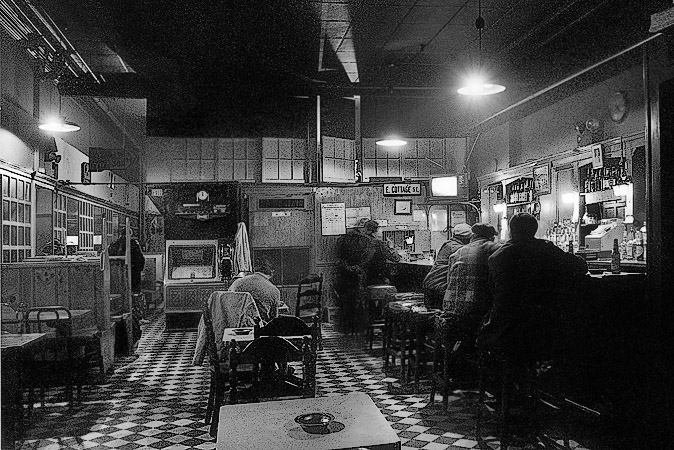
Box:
(321, 202, 346, 236)
(345, 206, 371, 229)
(451, 210, 467, 225)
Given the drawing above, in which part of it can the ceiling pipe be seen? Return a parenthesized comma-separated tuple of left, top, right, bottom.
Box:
(471, 33, 663, 131)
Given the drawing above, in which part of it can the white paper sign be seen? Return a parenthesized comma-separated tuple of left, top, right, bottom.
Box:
(451, 210, 466, 225)
(345, 206, 371, 229)
(321, 203, 346, 236)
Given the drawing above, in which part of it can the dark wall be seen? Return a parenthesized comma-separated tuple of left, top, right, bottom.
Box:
(148, 183, 241, 242)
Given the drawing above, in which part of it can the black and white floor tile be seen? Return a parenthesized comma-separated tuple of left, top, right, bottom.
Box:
(14, 307, 607, 450)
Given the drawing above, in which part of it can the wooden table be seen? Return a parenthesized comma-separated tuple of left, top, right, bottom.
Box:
(1, 333, 47, 448)
(216, 392, 400, 449)
(222, 327, 310, 348)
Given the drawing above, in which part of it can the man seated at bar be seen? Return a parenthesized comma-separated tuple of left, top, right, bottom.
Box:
(477, 212, 589, 361)
(228, 259, 281, 324)
(443, 223, 501, 338)
(422, 223, 472, 309)
(335, 218, 400, 333)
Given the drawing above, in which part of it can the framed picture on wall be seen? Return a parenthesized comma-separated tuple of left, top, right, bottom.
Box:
(533, 163, 551, 195)
(591, 143, 604, 169)
(394, 200, 412, 215)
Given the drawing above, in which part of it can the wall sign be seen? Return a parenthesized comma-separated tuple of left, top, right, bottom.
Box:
(320, 202, 346, 236)
(533, 163, 551, 195)
(81, 162, 91, 184)
(591, 144, 604, 169)
(89, 147, 130, 171)
(383, 183, 422, 197)
(345, 206, 371, 228)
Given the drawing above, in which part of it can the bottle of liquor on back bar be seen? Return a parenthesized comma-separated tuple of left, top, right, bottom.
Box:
(610, 238, 621, 274)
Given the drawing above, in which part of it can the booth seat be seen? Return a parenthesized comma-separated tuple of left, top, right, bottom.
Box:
(1, 257, 115, 374)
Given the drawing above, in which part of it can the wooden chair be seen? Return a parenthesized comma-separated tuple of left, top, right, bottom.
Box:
(229, 334, 317, 405)
(295, 273, 323, 349)
(23, 306, 93, 408)
(254, 314, 319, 344)
(200, 296, 229, 438)
(365, 285, 397, 351)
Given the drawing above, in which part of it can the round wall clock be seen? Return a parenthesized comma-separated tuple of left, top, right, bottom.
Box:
(608, 91, 628, 123)
(196, 190, 209, 201)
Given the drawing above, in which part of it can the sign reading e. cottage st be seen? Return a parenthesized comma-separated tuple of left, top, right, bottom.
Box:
(382, 183, 422, 197)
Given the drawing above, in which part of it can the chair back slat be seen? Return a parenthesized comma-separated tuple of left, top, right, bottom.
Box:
(295, 273, 323, 317)
(242, 336, 302, 362)
(201, 296, 220, 368)
(258, 315, 310, 337)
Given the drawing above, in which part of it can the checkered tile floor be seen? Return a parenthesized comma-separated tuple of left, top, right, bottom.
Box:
(14, 307, 610, 450)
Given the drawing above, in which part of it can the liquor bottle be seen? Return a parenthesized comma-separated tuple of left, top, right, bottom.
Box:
(610, 238, 621, 274)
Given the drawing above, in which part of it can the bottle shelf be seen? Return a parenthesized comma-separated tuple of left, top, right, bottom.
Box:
(506, 201, 535, 207)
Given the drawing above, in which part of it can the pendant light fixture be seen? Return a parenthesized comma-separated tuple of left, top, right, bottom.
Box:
(376, 138, 407, 147)
(457, 0, 506, 96)
(39, 89, 81, 132)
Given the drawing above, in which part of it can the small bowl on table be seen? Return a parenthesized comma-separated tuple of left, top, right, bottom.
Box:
(294, 412, 334, 434)
(232, 328, 251, 335)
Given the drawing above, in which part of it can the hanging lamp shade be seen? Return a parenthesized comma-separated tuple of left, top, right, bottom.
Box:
(39, 117, 81, 132)
(457, 0, 506, 96)
(376, 138, 407, 146)
(457, 78, 506, 96)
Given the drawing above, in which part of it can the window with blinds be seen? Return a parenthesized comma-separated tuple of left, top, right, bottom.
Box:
(78, 201, 94, 250)
(54, 193, 67, 246)
(1, 173, 32, 263)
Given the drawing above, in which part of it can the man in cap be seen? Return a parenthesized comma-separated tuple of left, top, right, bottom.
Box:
(422, 223, 473, 309)
(443, 223, 501, 337)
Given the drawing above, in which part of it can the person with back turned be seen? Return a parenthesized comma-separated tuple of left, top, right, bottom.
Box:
(477, 212, 589, 361)
(335, 218, 400, 333)
(443, 223, 502, 338)
(108, 227, 146, 341)
(422, 223, 473, 309)
(228, 258, 281, 324)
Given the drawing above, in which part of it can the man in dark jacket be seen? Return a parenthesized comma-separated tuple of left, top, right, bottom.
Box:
(335, 219, 400, 332)
(477, 212, 588, 361)
(443, 223, 501, 337)
(108, 228, 146, 294)
(422, 223, 472, 309)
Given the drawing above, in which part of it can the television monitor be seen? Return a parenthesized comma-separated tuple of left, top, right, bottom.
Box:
(428, 174, 469, 202)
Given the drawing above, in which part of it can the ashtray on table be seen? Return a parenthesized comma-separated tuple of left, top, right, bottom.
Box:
(232, 328, 251, 335)
(295, 412, 334, 434)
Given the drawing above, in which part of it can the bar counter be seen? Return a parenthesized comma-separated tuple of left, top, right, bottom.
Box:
(391, 259, 433, 293)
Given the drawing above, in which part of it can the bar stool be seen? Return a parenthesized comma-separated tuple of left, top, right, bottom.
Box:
(427, 313, 479, 410)
(475, 350, 572, 450)
(384, 294, 424, 383)
(407, 307, 439, 391)
(365, 284, 397, 350)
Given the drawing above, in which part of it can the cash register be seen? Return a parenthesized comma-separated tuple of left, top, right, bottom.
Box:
(584, 219, 624, 255)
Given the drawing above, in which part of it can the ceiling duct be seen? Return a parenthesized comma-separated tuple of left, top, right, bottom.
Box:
(0, 0, 99, 84)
